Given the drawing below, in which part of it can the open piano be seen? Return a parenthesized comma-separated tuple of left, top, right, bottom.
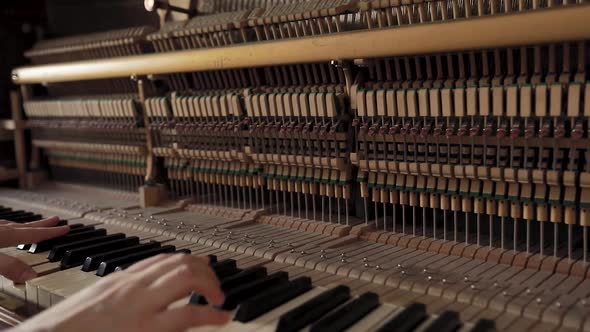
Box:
(1, 0, 590, 330)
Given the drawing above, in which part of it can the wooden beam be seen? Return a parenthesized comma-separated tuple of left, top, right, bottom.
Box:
(10, 91, 27, 188)
(11, 4, 590, 84)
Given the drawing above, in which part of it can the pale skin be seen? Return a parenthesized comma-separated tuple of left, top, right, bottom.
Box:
(0, 217, 230, 332)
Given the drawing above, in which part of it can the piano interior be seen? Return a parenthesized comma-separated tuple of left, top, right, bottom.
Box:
(1, 0, 589, 330)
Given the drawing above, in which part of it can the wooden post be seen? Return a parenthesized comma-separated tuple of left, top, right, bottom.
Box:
(19, 85, 46, 188)
(137, 78, 167, 207)
(10, 91, 26, 188)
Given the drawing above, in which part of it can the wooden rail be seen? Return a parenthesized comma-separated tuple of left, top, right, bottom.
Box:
(11, 4, 590, 85)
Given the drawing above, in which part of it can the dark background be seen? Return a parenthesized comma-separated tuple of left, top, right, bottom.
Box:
(0, 0, 158, 119)
(0, 0, 158, 167)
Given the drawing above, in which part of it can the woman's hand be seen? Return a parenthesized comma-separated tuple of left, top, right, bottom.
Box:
(13, 254, 230, 332)
(0, 216, 69, 283)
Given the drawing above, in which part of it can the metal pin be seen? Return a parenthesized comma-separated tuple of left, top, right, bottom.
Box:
(413, 206, 417, 236)
(433, 209, 437, 240)
(443, 210, 447, 241)
(322, 196, 326, 222)
(568, 224, 572, 260)
(229, 186, 236, 209)
(298, 192, 302, 219)
(276, 190, 280, 215)
(364, 198, 369, 224)
(227, 185, 233, 208)
(476, 213, 481, 246)
(501, 216, 505, 250)
(584, 226, 588, 263)
(374, 202, 379, 228)
(465, 213, 469, 244)
(345, 199, 350, 225)
(393, 204, 397, 233)
(384, 203, 388, 231)
(283, 191, 287, 215)
(489, 215, 493, 248)
(526, 220, 531, 254)
(513, 218, 518, 251)
(454, 211, 458, 242)
(268, 189, 273, 213)
(539, 222, 545, 257)
(402, 205, 406, 234)
(312, 194, 317, 220)
(305, 193, 309, 219)
(236, 187, 242, 209)
(338, 197, 342, 224)
(329, 197, 332, 223)
(554, 223, 558, 257)
(422, 208, 426, 239)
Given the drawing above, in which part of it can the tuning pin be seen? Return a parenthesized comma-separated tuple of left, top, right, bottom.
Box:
(144, 0, 197, 16)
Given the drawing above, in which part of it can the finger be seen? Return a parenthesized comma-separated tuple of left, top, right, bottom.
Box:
(0, 220, 13, 226)
(0, 226, 70, 246)
(0, 253, 36, 283)
(152, 305, 230, 332)
(11, 216, 61, 228)
(146, 263, 225, 309)
(125, 253, 175, 273)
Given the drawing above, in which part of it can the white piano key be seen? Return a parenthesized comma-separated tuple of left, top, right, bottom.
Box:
(345, 304, 401, 332)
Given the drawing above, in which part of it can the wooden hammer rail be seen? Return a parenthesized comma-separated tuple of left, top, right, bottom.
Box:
(32, 140, 147, 156)
(11, 4, 590, 84)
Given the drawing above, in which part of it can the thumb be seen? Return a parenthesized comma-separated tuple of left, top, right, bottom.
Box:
(0, 253, 36, 283)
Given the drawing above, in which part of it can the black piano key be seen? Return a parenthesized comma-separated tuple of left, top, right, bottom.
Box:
(221, 266, 267, 291)
(29, 229, 107, 253)
(65, 225, 95, 233)
(374, 303, 428, 332)
(234, 276, 312, 323)
(221, 271, 288, 310)
(96, 245, 176, 277)
(192, 266, 269, 305)
(48, 233, 126, 262)
(309, 292, 380, 332)
(423, 311, 462, 332)
(114, 249, 191, 272)
(0, 207, 12, 214)
(276, 285, 351, 332)
(211, 259, 240, 279)
(469, 319, 496, 332)
(16, 221, 81, 250)
(0, 210, 25, 217)
(16, 244, 30, 251)
(0, 211, 32, 220)
(82, 242, 160, 272)
(62, 237, 140, 269)
(10, 214, 43, 223)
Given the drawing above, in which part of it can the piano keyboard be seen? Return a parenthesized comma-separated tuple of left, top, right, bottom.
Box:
(0, 190, 587, 331)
